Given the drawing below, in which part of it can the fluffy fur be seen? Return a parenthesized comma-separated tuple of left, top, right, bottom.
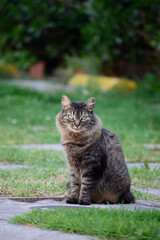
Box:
(56, 95, 135, 205)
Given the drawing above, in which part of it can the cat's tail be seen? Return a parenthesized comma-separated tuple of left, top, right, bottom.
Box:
(119, 190, 135, 204)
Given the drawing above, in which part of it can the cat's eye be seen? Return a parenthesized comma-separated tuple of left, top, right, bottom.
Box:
(81, 116, 87, 120)
(68, 114, 74, 120)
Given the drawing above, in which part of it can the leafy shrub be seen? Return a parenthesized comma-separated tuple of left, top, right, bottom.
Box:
(83, 0, 160, 67)
(64, 55, 101, 75)
(0, 1, 88, 70)
(0, 0, 160, 75)
(134, 73, 160, 100)
(139, 73, 160, 95)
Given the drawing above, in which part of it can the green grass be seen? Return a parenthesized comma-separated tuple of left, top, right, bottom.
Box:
(0, 125, 59, 145)
(0, 83, 160, 162)
(0, 150, 159, 200)
(132, 190, 160, 202)
(9, 207, 160, 240)
(124, 145, 160, 163)
(0, 148, 69, 197)
(0, 147, 66, 168)
(130, 166, 160, 189)
(0, 168, 68, 197)
(0, 82, 160, 200)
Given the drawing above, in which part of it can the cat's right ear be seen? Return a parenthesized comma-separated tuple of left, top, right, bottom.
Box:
(61, 95, 72, 110)
(84, 97, 95, 111)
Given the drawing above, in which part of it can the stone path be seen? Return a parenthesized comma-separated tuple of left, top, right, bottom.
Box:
(2, 79, 160, 239)
(4, 142, 160, 151)
(29, 199, 160, 212)
(0, 198, 160, 240)
(1, 144, 160, 198)
(127, 162, 160, 170)
(0, 165, 33, 170)
(1, 161, 160, 171)
(143, 143, 160, 149)
(0, 198, 92, 240)
(0, 160, 159, 197)
(135, 188, 160, 197)
(13, 143, 63, 151)
(151, 103, 160, 109)
(4, 79, 73, 93)
(3, 143, 63, 151)
(3, 143, 160, 168)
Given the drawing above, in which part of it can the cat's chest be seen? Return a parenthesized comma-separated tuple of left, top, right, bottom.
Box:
(64, 142, 102, 167)
(65, 147, 83, 163)
(63, 142, 87, 156)
(63, 143, 86, 167)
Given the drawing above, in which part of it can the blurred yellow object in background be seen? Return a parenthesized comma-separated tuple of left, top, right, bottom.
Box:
(69, 73, 137, 91)
(0, 63, 20, 78)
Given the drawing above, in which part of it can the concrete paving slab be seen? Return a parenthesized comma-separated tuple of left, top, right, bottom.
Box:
(127, 163, 160, 170)
(0, 161, 159, 170)
(0, 197, 160, 240)
(33, 126, 48, 131)
(4, 80, 73, 93)
(0, 198, 94, 240)
(143, 143, 160, 149)
(135, 188, 160, 197)
(0, 164, 33, 170)
(3, 143, 63, 151)
(1, 224, 92, 240)
(31, 199, 160, 211)
(2, 144, 160, 170)
(151, 103, 160, 109)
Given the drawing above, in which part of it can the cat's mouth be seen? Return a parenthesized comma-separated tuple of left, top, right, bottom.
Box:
(69, 126, 84, 132)
(71, 128, 82, 132)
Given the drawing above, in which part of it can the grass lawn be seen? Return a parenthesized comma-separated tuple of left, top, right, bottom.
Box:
(10, 207, 160, 240)
(0, 147, 159, 201)
(0, 147, 66, 168)
(0, 82, 160, 201)
(1, 81, 160, 239)
(0, 148, 68, 197)
(0, 83, 160, 153)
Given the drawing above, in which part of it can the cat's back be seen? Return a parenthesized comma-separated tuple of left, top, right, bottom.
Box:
(101, 128, 122, 149)
(101, 128, 125, 164)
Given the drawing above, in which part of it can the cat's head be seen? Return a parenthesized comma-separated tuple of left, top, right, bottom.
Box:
(57, 95, 96, 133)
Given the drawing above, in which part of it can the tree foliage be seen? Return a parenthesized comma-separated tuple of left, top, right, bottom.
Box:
(0, 0, 88, 69)
(0, 0, 160, 73)
(83, 0, 160, 66)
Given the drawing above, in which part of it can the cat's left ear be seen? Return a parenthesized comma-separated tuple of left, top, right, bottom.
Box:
(61, 95, 72, 110)
(84, 97, 95, 111)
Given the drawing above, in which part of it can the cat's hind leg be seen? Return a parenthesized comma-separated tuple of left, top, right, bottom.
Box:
(118, 190, 135, 204)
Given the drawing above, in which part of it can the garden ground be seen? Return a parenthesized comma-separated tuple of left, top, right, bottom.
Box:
(0, 79, 160, 239)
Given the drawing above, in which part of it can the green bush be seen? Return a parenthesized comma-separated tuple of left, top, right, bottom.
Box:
(64, 54, 101, 75)
(0, 1, 88, 70)
(83, 0, 160, 67)
(137, 73, 160, 97)
(0, 0, 160, 74)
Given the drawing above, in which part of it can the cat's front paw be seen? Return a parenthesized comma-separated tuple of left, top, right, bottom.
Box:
(66, 195, 79, 204)
(79, 198, 91, 205)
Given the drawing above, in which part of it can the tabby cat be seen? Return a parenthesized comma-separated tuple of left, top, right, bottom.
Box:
(56, 95, 135, 205)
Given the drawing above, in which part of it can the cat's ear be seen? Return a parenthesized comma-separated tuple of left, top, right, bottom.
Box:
(61, 95, 72, 110)
(84, 97, 95, 111)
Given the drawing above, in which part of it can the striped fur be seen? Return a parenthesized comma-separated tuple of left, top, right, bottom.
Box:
(56, 96, 135, 205)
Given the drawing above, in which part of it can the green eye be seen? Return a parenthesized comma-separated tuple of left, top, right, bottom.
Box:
(68, 114, 74, 120)
(81, 116, 87, 120)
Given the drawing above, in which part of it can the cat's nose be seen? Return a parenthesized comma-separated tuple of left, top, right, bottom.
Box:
(74, 121, 80, 128)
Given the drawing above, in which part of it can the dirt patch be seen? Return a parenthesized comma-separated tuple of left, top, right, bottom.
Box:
(1, 197, 65, 203)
